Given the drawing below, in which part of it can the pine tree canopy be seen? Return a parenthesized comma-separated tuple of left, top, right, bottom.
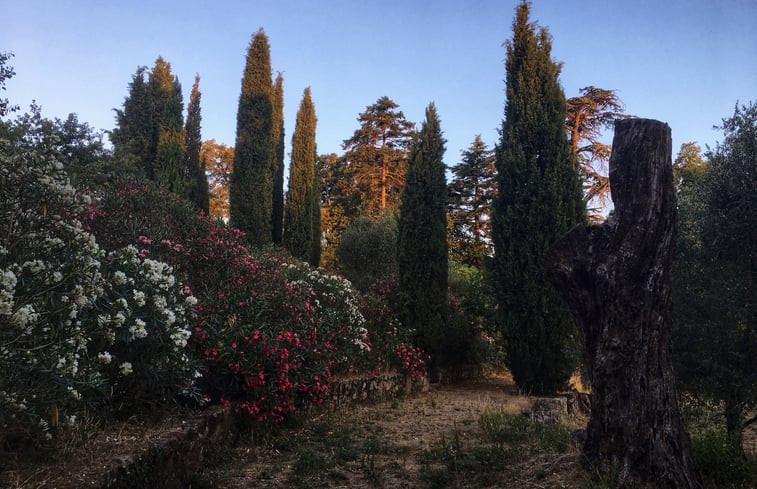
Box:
(448, 135, 497, 267)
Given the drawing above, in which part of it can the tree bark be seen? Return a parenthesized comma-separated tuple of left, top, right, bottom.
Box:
(547, 119, 701, 488)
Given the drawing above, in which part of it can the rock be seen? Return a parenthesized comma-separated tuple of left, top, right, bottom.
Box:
(527, 397, 567, 424)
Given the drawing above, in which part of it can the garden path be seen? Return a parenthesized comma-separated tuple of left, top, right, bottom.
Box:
(202, 375, 590, 489)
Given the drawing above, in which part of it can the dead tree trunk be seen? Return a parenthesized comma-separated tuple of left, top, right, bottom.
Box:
(547, 119, 701, 488)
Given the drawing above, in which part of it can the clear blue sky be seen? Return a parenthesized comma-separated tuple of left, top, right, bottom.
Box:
(2, 0, 755, 170)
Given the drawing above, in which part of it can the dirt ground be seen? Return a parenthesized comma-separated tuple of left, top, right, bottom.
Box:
(202, 375, 591, 489)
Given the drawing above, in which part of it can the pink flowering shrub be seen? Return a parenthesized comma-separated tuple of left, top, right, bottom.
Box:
(83, 180, 425, 423)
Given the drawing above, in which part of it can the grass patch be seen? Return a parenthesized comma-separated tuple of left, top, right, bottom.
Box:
(690, 426, 757, 488)
(479, 408, 571, 452)
(418, 428, 511, 488)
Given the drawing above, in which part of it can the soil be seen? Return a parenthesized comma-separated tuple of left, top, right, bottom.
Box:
(198, 374, 592, 489)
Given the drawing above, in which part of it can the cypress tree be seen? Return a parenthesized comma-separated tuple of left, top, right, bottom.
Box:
(309, 151, 322, 266)
(150, 57, 185, 191)
(398, 102, 448, 375)
(230, 29, 274, 245)
(271, 72, 286, 244)
(183, 74, 209, 213)
(112, 66, 152, 175)
(284, 87, 317, 261)
(492, 1, 585, 394)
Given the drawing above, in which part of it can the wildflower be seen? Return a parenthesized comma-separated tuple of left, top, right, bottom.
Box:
(97, 351, 112, 364)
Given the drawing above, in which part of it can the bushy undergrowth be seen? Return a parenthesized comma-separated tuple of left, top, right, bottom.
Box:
(1, 119, 428, 447)
(83, 179, 427, 423)
(0, 138, 199, 446)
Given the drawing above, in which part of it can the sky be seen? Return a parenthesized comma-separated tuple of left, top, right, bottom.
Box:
(2, 0, 755, 173)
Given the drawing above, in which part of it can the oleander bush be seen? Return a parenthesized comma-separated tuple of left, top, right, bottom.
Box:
(83, 180, 426, 423)
(0, 132, 199, 446)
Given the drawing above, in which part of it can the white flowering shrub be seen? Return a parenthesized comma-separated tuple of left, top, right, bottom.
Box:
(0, 132, 199, 446)
(91, 246, 201, 407)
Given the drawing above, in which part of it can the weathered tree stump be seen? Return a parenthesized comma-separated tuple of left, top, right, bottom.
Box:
(547, 119, 701, 488)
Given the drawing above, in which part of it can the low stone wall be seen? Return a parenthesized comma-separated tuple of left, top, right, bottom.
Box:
(80, 373, 425, 489)
(328, 373, 429, 408)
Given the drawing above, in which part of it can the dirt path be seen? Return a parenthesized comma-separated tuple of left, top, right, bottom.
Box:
(197, 376, 590, 489)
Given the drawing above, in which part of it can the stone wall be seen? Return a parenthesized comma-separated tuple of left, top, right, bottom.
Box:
(79, 373, 426, 489)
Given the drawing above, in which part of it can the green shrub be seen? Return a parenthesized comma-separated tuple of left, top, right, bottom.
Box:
(336, 213, 398, 290)
(690, 426, 757, 488)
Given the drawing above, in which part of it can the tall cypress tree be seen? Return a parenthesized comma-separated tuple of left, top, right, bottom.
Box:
(309, 151, 322, 266)
(398, 103, 448, 374)
(184, 74, 209, 213)
(284, 88, 317, 261)
(230, 29, 274, 245)
(492, 1, 585, 394)
(150, 57, 185, 192)
(271, 72, 285, 244)
(112, 66, 153, 175)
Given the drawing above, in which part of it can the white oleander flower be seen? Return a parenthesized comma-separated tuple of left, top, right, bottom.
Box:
(119, 362, 133, 376)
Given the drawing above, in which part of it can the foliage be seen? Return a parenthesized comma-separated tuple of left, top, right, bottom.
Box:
(111, 57, 185, 187)
(342, 96, 415, 216)
(673, 141, 707, 192)
(565, 86, 627, 220)
(284, 88, 318, 263)
(202, 139, 234, 220)
(398, 103, 448, 376)
(491, 1, 585, 394)
(448, 135, 497, 267)
(446, 261, 499, 366)
(83, 179, 425, 422)
(689, 426, 757, 488)
(336, 213, 398, 291)
(0, 51, 18, 117)
(318, 152, 358, 266)
(184, 75, 209, 213)
(271, 72, 285, 244)
(111, 66, 152, 174)
(310, 161, 322, 267)
(672, 101, 757, 455)
(230, 29, 274, 246)
(1, 105, 128, 190)
(0, 123, 198, 446)
(154, 126, 186, 193)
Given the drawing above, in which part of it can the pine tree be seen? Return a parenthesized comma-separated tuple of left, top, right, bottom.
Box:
(448, 135, 497, 267)
(342, 97, 414, 216)
(230, 29, 274, 245)
(284, 87, 317, 261)
(271, 73, 285, 244)
(184, 74, 209, 213)
(492, 1, 585, 394)
(398, 102, 448, 374)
